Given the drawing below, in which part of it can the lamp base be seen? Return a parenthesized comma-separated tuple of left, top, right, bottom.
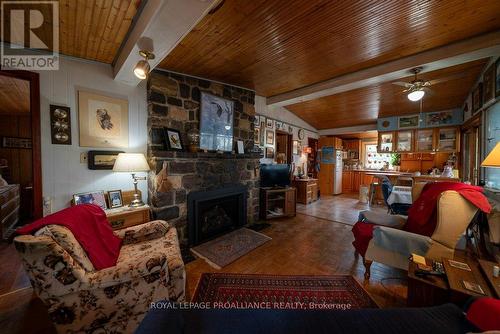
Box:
(129, 198, 145, 207)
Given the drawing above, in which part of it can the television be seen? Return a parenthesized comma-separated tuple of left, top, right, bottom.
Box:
(260, 164, 291, 188)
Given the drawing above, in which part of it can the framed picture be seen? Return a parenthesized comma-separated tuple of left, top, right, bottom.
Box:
(78, 90, 129, 148)
(292, 140, 299, 155)
(254, 128, 260, 145)
(260, 117, 266, 129)
(164, 128, 183, 151)
(266, 118, 274, 129)
(425, 110, 454, 127)
(237, 140, 244, 154)
(288, 125, 293, 134)
(254, 115, 260, 126)
(50, 105, 71, 145)
(275, 121, 282, 130)
(88, 150, 124, 170)
(200, 92, 234, 152)
(73, 191, 107, 210)
(483, 63, 495, 104)
(266, 130, 274, 145)
(321, 146, 335, 164)
(1, 137, 32, 149)
(472, 83, 483, 114)
(265, 147, 274, 159)
(496, 58, 500, 97)
(260, 128, 265, 146)
(107, 190, 123, 209)
(398, 115, 419, 129)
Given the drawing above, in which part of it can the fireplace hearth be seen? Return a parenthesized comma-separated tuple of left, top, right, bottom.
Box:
(187, 185, 247, 246)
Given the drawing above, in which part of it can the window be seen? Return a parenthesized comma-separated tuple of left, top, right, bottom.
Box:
(365, 144, 392, 169)
(484, 103, 500, 189)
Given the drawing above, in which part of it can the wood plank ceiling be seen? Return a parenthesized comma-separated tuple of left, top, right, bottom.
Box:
(159, 0, 500, 97)
(0, 75, 30, 115)
(0, 0, 142, 63)
(286, 59, 488, 129)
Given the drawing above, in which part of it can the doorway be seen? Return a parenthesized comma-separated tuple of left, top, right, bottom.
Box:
(461, 116, 481, 185)
(0, 70, 42, 239)
(275, 130, 292, 164)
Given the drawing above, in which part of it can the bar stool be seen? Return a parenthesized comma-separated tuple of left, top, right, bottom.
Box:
(368, 179, 381, 207)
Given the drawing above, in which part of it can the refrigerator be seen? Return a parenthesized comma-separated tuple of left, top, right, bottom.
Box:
(333, 150, 343, 195)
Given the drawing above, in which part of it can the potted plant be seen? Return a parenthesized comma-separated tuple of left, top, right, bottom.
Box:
(390, 153, 401, 171)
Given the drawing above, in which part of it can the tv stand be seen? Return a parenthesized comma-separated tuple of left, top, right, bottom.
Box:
(259, 187, 296, 220)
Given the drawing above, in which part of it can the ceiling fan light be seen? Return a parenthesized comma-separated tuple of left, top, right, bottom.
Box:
(407, 89, 425, 102)
(133, 60, 150, 80)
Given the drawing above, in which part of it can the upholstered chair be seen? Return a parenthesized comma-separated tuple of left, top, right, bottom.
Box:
(359, 183, 478, 278)
(14, 220, 185, 333)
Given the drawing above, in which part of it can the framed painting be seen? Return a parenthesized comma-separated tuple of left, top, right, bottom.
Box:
(425, 110, 454, 127)
(254, 115, 260, 126)
(254, 128, 260, 145)
(260, 117, 266, 129)
(50, 105, 71, 145)
(483, 63, 495, 104)
(88, 150, 124, 170)
(199, 92, 234, 152)
(472, 83, 483, 114)
(266, 118, 274, 129)
(398, 115, 419, 129)
(164, 128, 183, 151)
(266, 130, 274, 145)
(73, 191, 107, 210)
(78, 91, 129, 148)
(292, 140, 299, 155)
(265, 147, 274, 159)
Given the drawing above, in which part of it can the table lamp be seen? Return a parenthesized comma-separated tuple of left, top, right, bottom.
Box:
(481, 142, 500, 168)
(113, 153, 150, 207)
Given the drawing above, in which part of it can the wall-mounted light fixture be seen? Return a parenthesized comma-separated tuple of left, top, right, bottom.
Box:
(133, 50, 155, 80)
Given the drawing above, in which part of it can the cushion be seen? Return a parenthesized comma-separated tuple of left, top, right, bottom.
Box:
(466, 297, 500, 331)
(358, 210, 406, 229)
(36, 225, 95, 272)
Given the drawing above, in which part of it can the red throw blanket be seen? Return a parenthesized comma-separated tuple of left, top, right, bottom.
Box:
(17, 204, 122, 270)
(352, 182, 491, 257)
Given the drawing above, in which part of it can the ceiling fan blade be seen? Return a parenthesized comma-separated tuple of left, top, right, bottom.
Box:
(392, 81, 412, 87)
(422, 87, 434, 96)
(428, 72, 467, 85)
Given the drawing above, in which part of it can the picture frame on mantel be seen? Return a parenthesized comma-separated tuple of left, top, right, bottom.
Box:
(78, 90, 129, 148)
(164, 128, 184, 151)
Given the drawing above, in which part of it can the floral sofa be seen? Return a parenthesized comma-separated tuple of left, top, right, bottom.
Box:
(14, 220, 185, 333)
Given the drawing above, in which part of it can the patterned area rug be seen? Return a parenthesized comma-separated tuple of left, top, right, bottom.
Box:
(193, 273, 378, 309)
(191, 228, 271, 269)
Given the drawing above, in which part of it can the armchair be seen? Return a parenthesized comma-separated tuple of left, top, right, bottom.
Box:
(360, 188, 478, 278)
(13, 220, 185, 333)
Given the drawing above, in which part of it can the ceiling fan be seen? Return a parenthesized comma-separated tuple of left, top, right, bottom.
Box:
(392, 67, 464, 102)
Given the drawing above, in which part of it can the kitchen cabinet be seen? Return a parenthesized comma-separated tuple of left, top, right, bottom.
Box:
(378, 132, 395, 153)
(342, 171, 352, 193)
(353, 171, 361, 192)
(396, 130, 414, 152)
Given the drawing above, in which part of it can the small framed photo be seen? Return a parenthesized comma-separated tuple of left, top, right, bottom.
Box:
(260, 117, 266, 129)
(107, 190, 123, 209)
(275, 121, 282, 130)
(462, 280, 485, 295)
(265, 147, 274, 159)
(88, 150, 124, 170)
(398, 115, 419, 129)
(266, 118, 274, 129)
(254, 128, 260, 145)
(73, 191, 107, 210)
(237, 140, 244, 154)
(266, 130, 274, 145)
(254, 115, 260, 126)
(288, 125, 293, 134)
(292, 140, 299, 155)
(164, 128, 183, 151)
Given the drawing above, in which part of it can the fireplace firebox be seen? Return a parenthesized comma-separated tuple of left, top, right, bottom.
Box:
(187, 185, 247, 246)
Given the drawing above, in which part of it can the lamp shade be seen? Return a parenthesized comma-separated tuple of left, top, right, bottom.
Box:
(113, 153, 150, 172)
(481, 142, 500, 168)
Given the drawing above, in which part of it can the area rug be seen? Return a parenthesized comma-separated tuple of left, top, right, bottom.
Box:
(192, 273, 378, 309)
(190, 228, 271, 269)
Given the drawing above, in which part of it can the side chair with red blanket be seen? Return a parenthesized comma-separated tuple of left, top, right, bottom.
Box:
(13, 205, 185, 333)
(352, 182, 491, 279)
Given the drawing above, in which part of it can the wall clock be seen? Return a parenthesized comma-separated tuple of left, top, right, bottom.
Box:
(298, 128, 305, 140)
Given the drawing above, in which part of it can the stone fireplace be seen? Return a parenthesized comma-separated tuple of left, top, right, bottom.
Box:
(187, 185, 247, 246)
(147, 70, 260, 245)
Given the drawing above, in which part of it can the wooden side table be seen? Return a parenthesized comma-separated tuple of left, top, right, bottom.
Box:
(105, 205, 151, 230)
(407, 261, 449, 307)
(292, 179, 318, 204)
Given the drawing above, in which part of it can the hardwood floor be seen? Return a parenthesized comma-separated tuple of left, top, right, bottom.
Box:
(296, 193, 387, 225)
(0, 195, 407, 333)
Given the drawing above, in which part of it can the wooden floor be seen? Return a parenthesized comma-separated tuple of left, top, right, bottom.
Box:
(0, 195, 407, 334)
(296, 193, 387, 226)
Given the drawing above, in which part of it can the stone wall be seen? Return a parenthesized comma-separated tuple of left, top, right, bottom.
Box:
(146, 70, 260, 244)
